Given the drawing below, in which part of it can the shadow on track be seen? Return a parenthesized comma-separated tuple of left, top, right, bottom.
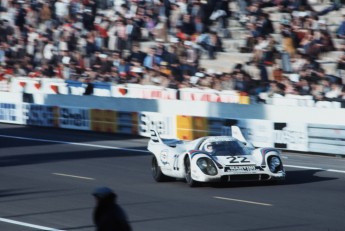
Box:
(0, 188, 69, 199)
(281, 169, 338, 185)
(145, 169, 338, 189)
(0, 188, 94, 203)
(129, 210, 236, 224)
(0, 125, 146, 148)
(0, 148, 148, 167)
(157, 170, 338, 188)
(208, 169, 338, 188)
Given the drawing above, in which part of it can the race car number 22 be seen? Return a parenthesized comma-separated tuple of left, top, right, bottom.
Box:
(227, 156, 250, 164)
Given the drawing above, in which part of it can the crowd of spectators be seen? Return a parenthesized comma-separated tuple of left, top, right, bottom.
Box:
(0, 0, 345, 104)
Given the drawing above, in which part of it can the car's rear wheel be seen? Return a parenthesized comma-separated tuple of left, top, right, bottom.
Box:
(184, 157, 199, 187)
(151, 156, 169, 182)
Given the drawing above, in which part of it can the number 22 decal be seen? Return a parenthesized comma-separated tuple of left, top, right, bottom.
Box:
(227, 156, 251, 163)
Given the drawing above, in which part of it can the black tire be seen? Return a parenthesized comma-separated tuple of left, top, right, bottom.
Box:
(184, 157, 199, 187)
(151, 156, 168, 182)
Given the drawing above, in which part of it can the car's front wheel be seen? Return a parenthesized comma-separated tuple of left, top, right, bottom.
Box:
(184, 157, 199, 187)
(151, 156, 169, 182)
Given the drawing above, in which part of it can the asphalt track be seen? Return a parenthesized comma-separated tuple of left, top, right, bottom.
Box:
(0, 123, 345, 231)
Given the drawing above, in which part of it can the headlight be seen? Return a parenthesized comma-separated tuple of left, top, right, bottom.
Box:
(197, 158, 218, 176)
(268, 156, 282, 173)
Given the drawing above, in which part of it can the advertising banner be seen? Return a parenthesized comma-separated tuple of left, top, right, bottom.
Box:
(10, 77, 42, 94)
(179, 88, 250, 104)
(93, 82, 112, 97)
(272, 122, 308, 151)
(176, 115, 208, 140)
(308, 124, 345, 155)
(90, 109, 117, 133)
(22, 104, 58, 127)
(0, 80, 10, 92)
(111, 84, 177, 100)
(0, 103, 22, 124)
(65, 80, 86, 95)
(179, 88, 222, 102)
(41, 78, 67, 94)
(58, 107, 90, 130)
(117, 111, 138, 134)
(138, 112, 175, 138)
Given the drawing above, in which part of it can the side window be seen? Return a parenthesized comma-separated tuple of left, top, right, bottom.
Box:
(202, 142, 214, 153)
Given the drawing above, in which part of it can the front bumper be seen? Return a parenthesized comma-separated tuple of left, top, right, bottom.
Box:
(219, 172, 285, 182)
(191, 169, 286, 183)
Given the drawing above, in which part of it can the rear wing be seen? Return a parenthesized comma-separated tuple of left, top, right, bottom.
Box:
(150, 129, 163, 143)
(231, 126, 254, 148)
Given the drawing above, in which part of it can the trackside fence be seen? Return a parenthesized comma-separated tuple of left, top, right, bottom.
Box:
(0, 94, 344, 155)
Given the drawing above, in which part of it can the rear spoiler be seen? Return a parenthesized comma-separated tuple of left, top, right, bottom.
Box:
(150, 129, 163, 143)
(231, 126, 254, 148)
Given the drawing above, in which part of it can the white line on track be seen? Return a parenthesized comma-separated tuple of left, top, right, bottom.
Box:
(285, 165, 345, 174)
(2, 134, 345, 174)
(52, 173, 95, 180)
(0, 217, 65, 231)
(214, 196, 273, 206)
(0, 134, 148, 153)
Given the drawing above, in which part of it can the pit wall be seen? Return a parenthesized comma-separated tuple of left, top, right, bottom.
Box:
(0, 92, 344, 155)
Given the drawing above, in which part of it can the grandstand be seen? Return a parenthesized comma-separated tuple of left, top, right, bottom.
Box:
(0, 0, 344, 108)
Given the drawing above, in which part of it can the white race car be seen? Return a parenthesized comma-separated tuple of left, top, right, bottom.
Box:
(148, 126, 286, 187)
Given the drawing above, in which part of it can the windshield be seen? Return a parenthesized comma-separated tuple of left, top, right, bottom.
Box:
(203, 140, 252, 156)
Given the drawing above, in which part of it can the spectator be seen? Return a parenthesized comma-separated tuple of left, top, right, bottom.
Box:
(0, 0, 344, 107)
(82, 8, 95, 31)
(241, 22, 261, 53)
(296, 77, 312, 95)
(232, 71, 251, 93)
(0, 43, 5, 65)
(92, 187, 131, 231)
(281, 23, 297, 57)
(194, 16, 205, 34)
(219, 72, 235, 91)
(114, 19, 127, 51)
(325, 82, 342, 99)
(252, 35, 269, 64)
(262, 35, 278, 65)
(55, 0, 68, 25)
(196, 29, 223, 59)
(181, 40, 198, 74)
(126, 17, 141, 49)
(40, 3, 52, 25)
(180, 14, 195, 36)
(143, 46, 161, 69)
(152, 16, 169, 42)
(15, 2, 27, 32)
(317, 1, 341, 16)
(257, 13, 274, 36)
(310, 81, 325, 101)
(267, 80, 286, 97)
(337, 86, 345, 107)
(127, 43, 145, 64)
(170, 2, 183, 33)
(337, 14, 345, 39)
(247, 1, 263, 17)
(214, 0, 231, 38)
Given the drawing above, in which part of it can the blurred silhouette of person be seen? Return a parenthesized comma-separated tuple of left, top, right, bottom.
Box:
(92, 187, 132, 231)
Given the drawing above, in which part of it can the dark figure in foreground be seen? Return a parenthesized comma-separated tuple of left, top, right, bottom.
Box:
(92, 187, 132, 231)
